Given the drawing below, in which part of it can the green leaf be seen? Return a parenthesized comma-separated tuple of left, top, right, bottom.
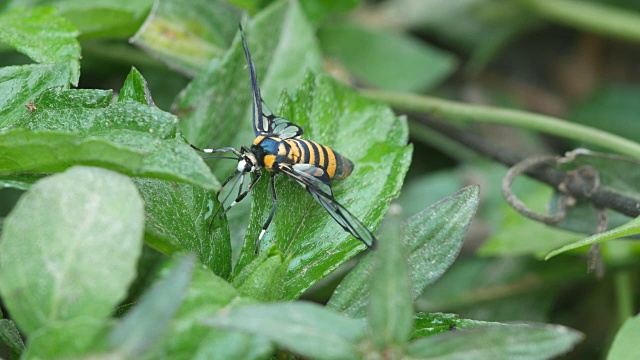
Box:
(546, 216, 640, 259)
(118, 67, 154, 105)
(607, 313, 640, 360)
(319, 22, 457, 92)
(327, 186, 479, 317)
(108, 255, 195, 357)
(15, 86, 176, 137)
(0, 319, 24, 356)
(148, 266, 272, 358)
(46, 0, 154, 38)
(187, 331, 272, 360)
(0, 63, 70, 131)
(0, 83, 219, 189)
(22, 318, 112, 359)
(412, 313, 459, 338)
(232, 251, 288, 301)
(407, 323, 583, 359)
(176, 0, 322, 178)
(0, 7, 81, 85)
(0, 166, 144, 334)
(232, 73, 411, 300)
(131, 0, 240, 76)
(412, 313, 502, 339)
(369, 205, 413, 349)
(0, 129, 217, 190)
(202, 302, 366, 359)
(134, 178, 231, 278)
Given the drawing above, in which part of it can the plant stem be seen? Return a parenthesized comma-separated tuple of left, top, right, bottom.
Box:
(361, 89, 640, 160)
(517, 0, 640, 45)
(614, 271, 634, 326)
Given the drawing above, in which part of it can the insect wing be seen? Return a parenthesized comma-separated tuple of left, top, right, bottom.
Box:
(240, 25, 268, 136)
(270, 116, 304, 139)
(281, 164, 377, 248)
(239, 25, 304, 139)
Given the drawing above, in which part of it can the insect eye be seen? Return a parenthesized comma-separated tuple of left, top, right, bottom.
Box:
(243, 158, 254, 171)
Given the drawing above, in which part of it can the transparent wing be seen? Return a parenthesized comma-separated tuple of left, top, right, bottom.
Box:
(240, 25, 303, 139)
(280, 164, 376, 248)
(270, 115, 304, 139)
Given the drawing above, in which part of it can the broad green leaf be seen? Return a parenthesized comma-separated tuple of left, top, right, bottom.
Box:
(232, 250, 289, 301)
(369, 205, 413, 349)
(0, 166, 144, 334)
(15, 86, 175, 137)
(0, 319, 24, 356)
(0, 129, 217, 190)
(0, 63, 70, 130)
(202, 302, 366, 360)
(407, 323, 583, 359)
(232, 73, 411, 300)
(53, 0, 153, 38)
(22, 318, 112, 359)
(108, 255, 195, 358)
(117, 67, 231, 276)
(607, 313, 640, 360)
(134, 178, 231, 278)
(328, 186, 479, 317)
(4, 0, 153, 38)
(0, 84, 218, 190)
(0, 7, 81, 85)
(131, 0, 240, 76)
(319, 22, 457, 92)
(149, 266, 271, 359)
(176, 0, 322, 178)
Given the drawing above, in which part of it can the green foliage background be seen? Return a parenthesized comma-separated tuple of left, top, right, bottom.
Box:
(2, 0, 640, 359)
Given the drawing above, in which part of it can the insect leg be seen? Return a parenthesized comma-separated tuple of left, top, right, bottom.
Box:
(254, 172, 278, 254)
(221, 170, 262, 217)
(190, 145, 243, 159)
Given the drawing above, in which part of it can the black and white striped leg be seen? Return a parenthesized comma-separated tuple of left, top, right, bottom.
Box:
(221, 170, 262, 217)
(190, 145, 243, 158)
(254, 172, 278, 254)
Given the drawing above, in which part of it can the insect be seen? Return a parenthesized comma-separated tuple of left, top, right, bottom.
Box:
(190, 25, 377, 254)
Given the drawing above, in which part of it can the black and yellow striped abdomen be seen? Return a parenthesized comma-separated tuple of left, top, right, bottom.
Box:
(251, 135, 354, 180)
